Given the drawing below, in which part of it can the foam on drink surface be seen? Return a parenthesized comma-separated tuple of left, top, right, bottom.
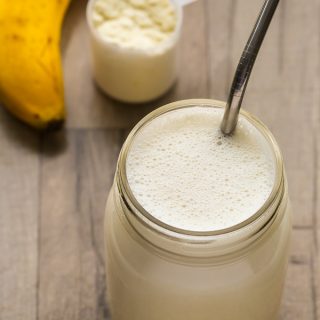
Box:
(126, 106, 275, 232)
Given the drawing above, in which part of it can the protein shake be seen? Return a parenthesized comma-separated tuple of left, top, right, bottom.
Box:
(105, 100, 291, 320)
(126, 106, 275, 231)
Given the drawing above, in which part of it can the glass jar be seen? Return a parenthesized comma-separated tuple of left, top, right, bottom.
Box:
(104, 99, 292, 320)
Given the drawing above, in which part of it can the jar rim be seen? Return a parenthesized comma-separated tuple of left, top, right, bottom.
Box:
(117, 99, 284, 240)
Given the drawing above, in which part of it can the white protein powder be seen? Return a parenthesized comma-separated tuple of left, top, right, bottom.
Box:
(87, 0, 180, 102)
(126, 106, 275, 232)
(92, 0, 177, 51)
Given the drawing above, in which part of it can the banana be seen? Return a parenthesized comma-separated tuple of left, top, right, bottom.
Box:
(0, 0, 70, 129)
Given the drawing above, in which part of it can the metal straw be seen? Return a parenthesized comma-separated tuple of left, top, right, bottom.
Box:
(220, 0, 280, 135)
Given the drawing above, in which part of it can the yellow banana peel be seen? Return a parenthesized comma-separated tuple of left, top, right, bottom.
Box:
(0, 0, 70, 129)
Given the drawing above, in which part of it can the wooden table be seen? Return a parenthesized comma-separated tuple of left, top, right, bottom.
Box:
(0, 0, 319, 319)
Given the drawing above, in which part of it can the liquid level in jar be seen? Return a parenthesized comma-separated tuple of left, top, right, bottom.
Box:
(126, 106, 275, 232)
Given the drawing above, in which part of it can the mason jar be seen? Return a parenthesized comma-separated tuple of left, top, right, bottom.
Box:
(104, 99, 292, 320)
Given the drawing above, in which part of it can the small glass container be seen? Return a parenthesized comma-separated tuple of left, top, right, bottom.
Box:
(105, 99, 292, 320)
(86, 0, 183, 103)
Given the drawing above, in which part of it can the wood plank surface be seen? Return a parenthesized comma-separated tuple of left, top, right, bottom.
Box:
(0, 0, 319, 319)
(38, 130, 122, 320)
(206, 0, 234, 100)
(281, 229, 315, 320)
(0, 111, 39, 320)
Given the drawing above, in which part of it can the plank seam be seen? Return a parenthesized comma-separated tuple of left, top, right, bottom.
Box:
(36, 134, 44, 320)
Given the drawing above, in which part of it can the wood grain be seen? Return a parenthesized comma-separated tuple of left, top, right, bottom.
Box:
(0, 111, 39, 320)
(314, 3, 320, 315)
(206, 0, 234, 100)
(173, 0, 209, 99)
(314, 254, 320, 320)
(281, 230, 315, 320)
(281, 263, 314, 320)
(38, 130, 122, 320)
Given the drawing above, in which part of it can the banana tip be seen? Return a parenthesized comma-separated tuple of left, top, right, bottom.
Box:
(46, 119, 64, 131)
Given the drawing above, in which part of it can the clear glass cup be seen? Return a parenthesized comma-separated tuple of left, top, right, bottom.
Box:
(104, 99, 292, 320)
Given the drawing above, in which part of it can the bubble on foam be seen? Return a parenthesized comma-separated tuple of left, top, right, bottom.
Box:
(126, 106, 276, 232)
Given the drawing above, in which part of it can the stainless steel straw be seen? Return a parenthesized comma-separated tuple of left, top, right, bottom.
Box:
(220, 0, 279, 135)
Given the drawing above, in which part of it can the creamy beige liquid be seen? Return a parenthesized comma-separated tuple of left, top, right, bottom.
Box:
(126, 106, 275, 231)
(105, 105, 291, 320)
